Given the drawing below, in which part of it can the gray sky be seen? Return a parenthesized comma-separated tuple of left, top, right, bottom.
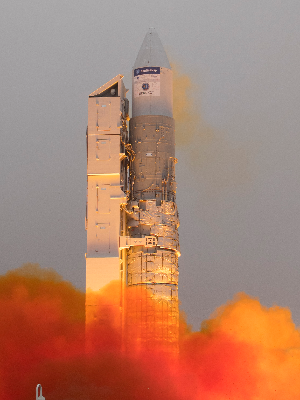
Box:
(1, 0, 300, 329)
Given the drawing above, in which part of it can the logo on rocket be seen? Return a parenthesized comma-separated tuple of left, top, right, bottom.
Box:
(142, 83, 150, 90)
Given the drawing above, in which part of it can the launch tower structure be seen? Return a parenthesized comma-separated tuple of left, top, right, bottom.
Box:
(86, 28, 180, 350)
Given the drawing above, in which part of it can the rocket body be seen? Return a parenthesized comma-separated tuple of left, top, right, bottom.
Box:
(126, 29, 180, 348)
(86, 29, 179, 350)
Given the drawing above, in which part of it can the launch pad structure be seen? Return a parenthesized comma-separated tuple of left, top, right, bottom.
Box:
(85, 28, 180, 351)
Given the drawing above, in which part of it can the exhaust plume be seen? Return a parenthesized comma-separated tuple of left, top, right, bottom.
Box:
(173, 63, 250, 195)
(1, 265, 300, 399)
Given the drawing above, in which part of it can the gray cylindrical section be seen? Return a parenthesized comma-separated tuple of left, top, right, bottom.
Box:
(129, 115, 176, 202)
(126, 28, 179, 353)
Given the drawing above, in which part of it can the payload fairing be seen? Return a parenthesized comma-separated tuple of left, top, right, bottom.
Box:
(86, 29, 179, 348)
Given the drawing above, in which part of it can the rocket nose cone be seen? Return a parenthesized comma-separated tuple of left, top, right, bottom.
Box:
(133, 28, 171, 70)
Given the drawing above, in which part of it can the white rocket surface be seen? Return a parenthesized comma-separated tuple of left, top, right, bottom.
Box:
(86, 28, 179, 347)
(85, 75, 128, 294)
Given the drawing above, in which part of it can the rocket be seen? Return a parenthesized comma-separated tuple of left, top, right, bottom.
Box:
(86, 28, 179, 349)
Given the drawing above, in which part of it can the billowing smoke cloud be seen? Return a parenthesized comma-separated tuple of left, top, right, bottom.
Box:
(1, 264, 300, 399)
(181, 293, 300, 399)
